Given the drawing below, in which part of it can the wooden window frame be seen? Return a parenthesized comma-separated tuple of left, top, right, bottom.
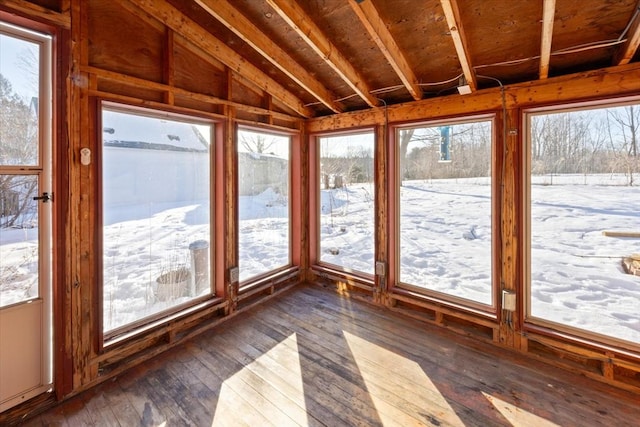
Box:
(236, 124, 302, 293)
(522, 96, 640, 355)
(388, 114, 499, 316)
(97, 100, 221, 347)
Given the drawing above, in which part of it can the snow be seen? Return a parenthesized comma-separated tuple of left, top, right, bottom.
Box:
(238, 188, 290, 282)
(1, 174, 638, 344)
(399, 178, 493, 305)
(320, 184, 375, 274)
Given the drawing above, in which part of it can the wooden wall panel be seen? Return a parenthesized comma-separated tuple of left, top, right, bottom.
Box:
(173, 39, 225, 98)
(88, 0, 163, 83)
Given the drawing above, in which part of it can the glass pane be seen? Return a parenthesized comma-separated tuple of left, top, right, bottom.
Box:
(529, 106, 640, 345)
(0, 33, 39, 165)
(238, 129, 290, 282)
(102, 108, 211, 333)
(0, 174, 39, 308)
(319, 133, 375, 274)
(398, 121, 493, 305)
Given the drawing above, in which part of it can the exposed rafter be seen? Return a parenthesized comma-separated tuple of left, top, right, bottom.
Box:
(194, 0, 342, 113)
(126, 0, 313, 118)
(440, 0, 477, 92)
(615, 5, 640, 65)
(348, 0, 422, 101)
(266, 0, 379, 108)
(539, 0, 556, 79)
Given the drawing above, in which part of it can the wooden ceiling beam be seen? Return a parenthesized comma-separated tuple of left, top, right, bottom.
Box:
(266, 0, 379, 108)
(194, 0, 342, 113)
(539, 0, 556, 79)
(348, 0, 422, 101)
(614, 5, 640, 65)
(440, 0, 477, 92)
(126, 0, 313, 118)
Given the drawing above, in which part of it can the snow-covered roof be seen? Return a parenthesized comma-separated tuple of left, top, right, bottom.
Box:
(102, 109, 209, 152)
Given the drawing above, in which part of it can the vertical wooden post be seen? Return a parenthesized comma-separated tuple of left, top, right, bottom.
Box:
(69, 0, 97, 388)
(290, 124, 306, 279)
(54, 23, 74, 401)
(224, 68, 238, 313)
(374, 121, 388, 304)
(498, 104, 523, 349)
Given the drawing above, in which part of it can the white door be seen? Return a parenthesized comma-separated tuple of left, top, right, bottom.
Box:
(0, 22, 52, 412)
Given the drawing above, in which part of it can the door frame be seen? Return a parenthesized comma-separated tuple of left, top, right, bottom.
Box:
(0, 19, 53, 413)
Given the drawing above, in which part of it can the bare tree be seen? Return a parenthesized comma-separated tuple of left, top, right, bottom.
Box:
(240, 133, 276, 154)
(0, 74, 39, 227)
(399, 123, 491, 181)
(606, 105, 639, 186)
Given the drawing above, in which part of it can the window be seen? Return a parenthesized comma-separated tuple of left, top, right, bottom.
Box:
(317, 132, 375, 275)
(101, 104, 212, 334)
(397, 119, 494, 306)
(526, 102, 640, 346)
(237, 128, 290, 283)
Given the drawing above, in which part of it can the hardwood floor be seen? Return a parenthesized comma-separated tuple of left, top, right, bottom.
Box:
(24, 284, 640, 426)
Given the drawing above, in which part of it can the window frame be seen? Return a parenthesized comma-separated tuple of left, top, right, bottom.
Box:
(236, 125, 296, 289)
(392, 114, 498, 314)
(309, 127, 377, 281)
(313, 129, 377, 277)
(98, 100, 218, 345)
(523, 96, 640, 353)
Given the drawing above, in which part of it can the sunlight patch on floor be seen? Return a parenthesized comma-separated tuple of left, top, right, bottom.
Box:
(343, 330, 465, 426)
(483, 392, 560, 427)
(212, 333, 307, 426)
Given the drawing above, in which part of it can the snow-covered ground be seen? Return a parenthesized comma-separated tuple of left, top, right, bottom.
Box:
(398, 177, 493, 305)
(320, 183, 376, 274)
(239, 188, 290, 282)
(1, 174, 638, 343)
(530, 175, 640, 344)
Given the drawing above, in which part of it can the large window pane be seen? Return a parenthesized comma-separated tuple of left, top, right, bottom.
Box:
(398, 120, 493, 305)
(318, 132, 375, 274)
(528, 105, 640, 345)
(238, 129, 290, 282)
(102, 106, 211, 333)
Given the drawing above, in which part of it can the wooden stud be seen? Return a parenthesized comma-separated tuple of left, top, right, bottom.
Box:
(603, 351, 615, 380)
(374, 123, 388, 304)
(498, 107, 521, 349)
(163, 28, 175, 105)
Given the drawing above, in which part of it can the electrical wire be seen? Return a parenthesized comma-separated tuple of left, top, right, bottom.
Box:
(418, 73, 464, 87)
(305, 10, 640, 110)
(619, 6, 640, 42)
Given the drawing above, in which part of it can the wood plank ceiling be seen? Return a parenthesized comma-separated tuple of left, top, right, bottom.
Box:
(120, 0, 640, 117)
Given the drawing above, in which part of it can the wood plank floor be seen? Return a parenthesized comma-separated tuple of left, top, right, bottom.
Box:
(24, 284, 640, 426)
